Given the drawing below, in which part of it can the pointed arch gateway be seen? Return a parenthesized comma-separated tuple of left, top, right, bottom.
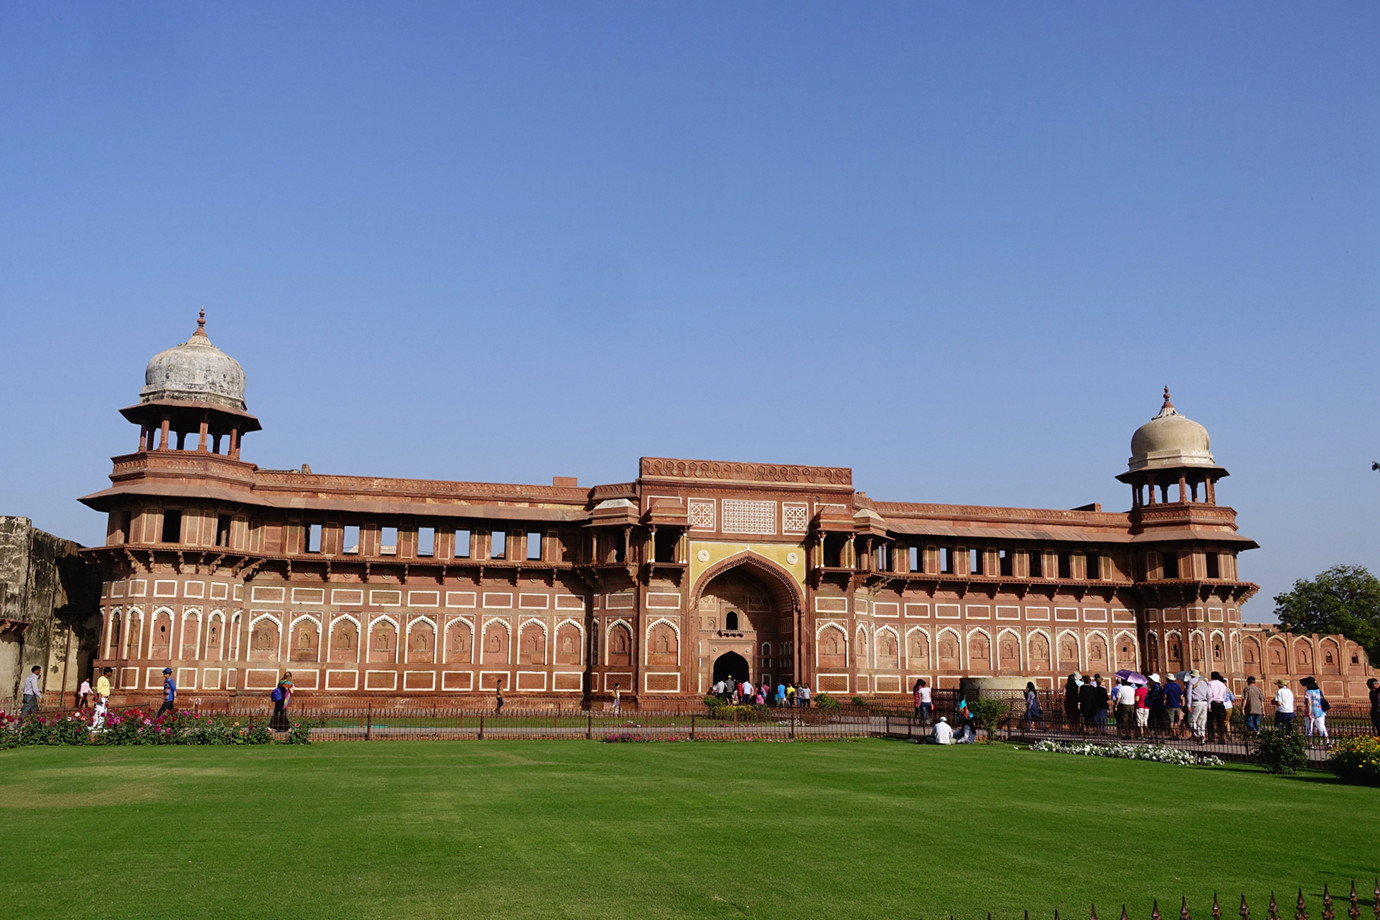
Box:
(690, 552, 804, 692)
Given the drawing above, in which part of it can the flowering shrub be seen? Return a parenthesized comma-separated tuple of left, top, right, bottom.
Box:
(601, 734, 654, 743)
(1328, 735, 1380, 785)
(1253, 725, 1308, 775)
(814, 694, 841, 713)
(0, 708, 316, 748)
(1030, 739, 1223, 767)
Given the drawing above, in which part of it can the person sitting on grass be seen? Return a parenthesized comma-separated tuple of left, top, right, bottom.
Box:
(932, 716, 953, 745)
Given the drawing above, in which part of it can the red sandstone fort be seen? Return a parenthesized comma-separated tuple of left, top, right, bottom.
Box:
(4, 314, 1373, 707)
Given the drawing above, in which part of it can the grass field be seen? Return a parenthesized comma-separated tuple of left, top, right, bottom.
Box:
(3, 739, 1374, 920)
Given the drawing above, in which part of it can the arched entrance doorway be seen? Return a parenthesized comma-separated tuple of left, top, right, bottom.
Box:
(713, 651, 749, 685)
(692, 556, 800, 695)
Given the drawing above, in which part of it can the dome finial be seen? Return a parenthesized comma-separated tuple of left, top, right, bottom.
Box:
(194, 307, 207, 337)
(1161, 385, 1173, 410)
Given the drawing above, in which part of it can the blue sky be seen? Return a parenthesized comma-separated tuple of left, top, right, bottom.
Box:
(2, 3, 1376, 621)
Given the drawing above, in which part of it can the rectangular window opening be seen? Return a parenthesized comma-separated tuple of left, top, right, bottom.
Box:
(215, 514, 231, 548)
(1205, 552, 1220, 579)
(877, 543, 891, 571)
(1057, 552, 1072, 580)
(1085, 552, 1099, 580)
(823, 534, 846, 568)
(342, 524, 360, 555)
(381, 526, 398, 556)
(417, 526, 435, 558)
(1029, 550, 1044, 578)
(908, 546, 920, 573)
(454, 529, 471, 559)
(491, 530, 506, 559)
(940, 547, 954, 575)
(161, 510, 182, 544)
(998, 549, 1013, 577)
(969, 548, 982, 576)
(526, 530, 543, 561)
(654, 529, 679, 563)
(1161, 551, 1179, 579)
(306, 523, 322, 554)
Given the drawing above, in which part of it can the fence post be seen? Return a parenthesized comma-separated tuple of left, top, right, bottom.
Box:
(886, 714, 890, 737)
(690, 713, 696, 740)
(790, 706, 796, 740)
(586, 711, 592, 740)
(479, 714, 485, 741)
(365, 706, 372, 742)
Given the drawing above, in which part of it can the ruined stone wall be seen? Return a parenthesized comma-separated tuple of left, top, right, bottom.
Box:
(0, 516, 102, 707)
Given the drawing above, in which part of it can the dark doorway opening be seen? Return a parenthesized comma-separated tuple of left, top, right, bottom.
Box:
(713, 651, 749, 685)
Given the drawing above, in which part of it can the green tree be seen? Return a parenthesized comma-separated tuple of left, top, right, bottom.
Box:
(1272, 564, 1380, 663)
(967, 698, 1011, 743)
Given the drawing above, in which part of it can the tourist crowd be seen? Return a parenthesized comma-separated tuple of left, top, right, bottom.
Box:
(711, 678, 812, 707)
(1053, 671, 1378, 743)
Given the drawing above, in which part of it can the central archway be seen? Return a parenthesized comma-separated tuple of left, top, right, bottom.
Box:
(692, 553, 801, 694)
(713, 651, 749, 685)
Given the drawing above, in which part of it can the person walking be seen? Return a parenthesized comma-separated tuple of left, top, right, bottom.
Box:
(1092, 675, 1109, 731)
(77, 677, 92, 710)
(611, 682, 622, 715)
(157, 667, 176, 718)
(1368, 678, 1380, 735)
(1114, 679, 1137, 739)
(1063, 674, 1081, 732)
(494, 677, 504, 714)
(912, 679, 924, 719)
(270, 674, 292, 731)
(92, 667, 113, 731)
(1163, 675, 1184, 736)
(1146, 674, 1167, 736)
(1023, 681, 1044, 730)
(1133, 679, 1149, 738)
(20, 665, 42, 716)
(1078, 677, 1102, 735)
(798, 683, 811, 708)
(1205, 672, 1229, 743)
(1185, 670, 1210, 742)
(1241, 676, 1266, 733)
(1271, 678, 1295, 728)
(1300, 676, 1328, 742)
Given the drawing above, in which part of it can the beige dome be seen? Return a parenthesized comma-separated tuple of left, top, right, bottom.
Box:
(1127, 388, 1214, 472)
(139, 310, 247, 411)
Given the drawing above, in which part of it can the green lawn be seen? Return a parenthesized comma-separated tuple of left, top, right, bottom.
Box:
(2, 739, 1374, 920)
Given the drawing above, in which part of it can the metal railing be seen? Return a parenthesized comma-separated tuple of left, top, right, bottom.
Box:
(203, 704, 881, 742)
(978, 882, 1380, 920)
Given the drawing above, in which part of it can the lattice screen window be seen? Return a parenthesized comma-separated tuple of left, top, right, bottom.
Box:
(782, 503, 809, 533)
(687, 499, 716, 530)
(721, 500, 777, 535)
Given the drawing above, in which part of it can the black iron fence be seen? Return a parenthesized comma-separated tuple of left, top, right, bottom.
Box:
(201, 704, 879, 742)
(990, 882, 1380, 920)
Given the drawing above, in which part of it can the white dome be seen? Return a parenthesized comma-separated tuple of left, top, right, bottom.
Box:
(139, 311, 247, 411)
(1127, 388, 1214, 472)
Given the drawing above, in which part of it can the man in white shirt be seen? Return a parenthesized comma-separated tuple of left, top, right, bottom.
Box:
(1185, 670, 1210, 742)
(932, 716, 953, 744)
(1115, 680, 1137, 738)
(1272, 679, 1296, 728)
(1206, 671, 1229, 742)
(20, 665, 42, 716)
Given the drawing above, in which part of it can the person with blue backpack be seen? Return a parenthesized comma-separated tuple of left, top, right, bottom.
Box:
(270, 672, 293, 731)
